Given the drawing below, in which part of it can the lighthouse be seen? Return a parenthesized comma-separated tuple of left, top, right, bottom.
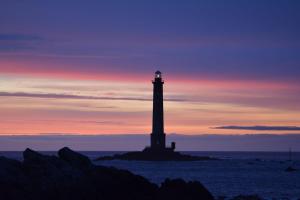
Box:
(98, 71, 211, 160)
(151, 70, 166, 149)
(144, 71, 175, 152)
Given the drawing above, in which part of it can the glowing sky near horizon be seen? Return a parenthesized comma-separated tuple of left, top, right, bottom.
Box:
(0, 0, 300, 135)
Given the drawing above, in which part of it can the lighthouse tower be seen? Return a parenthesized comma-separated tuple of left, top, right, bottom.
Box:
(151, 71, 166, 149)
(144, 71, 175, 152)
(97, 70, 208, 160)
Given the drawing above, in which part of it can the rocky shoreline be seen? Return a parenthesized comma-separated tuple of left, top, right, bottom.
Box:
(0, 147, 214, 200)
(0, 147, 271, 200)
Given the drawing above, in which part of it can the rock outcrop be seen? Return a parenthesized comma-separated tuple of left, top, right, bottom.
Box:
(96, 150, 216, 161)
(0, 147, 214, 200)
(229, 195, 263, 200)
(158, 178, 214, 200)
(58, 147, 91, 169)
(285, 166, 298, 172)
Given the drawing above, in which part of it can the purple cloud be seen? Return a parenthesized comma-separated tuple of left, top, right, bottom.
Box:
(213, 126, 300, 131)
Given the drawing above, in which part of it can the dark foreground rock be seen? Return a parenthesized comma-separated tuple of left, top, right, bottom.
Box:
(0, 147, 214, 200)
(97, 150, 216, 161)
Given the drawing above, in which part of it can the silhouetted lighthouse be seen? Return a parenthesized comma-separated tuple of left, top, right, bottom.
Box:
(98, 71, 208, 160)
(151, 71, 166, 149)
(144, 71, 175, 152)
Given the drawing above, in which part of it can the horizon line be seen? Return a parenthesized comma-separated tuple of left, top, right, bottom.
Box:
(1, 133, 300, 136)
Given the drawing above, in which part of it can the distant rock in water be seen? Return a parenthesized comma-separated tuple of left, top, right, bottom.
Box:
(285, 166, 298, 172)
(229, 195, 263, 200)
(0, 147, 214, 200)
(96, 150, 216, 161)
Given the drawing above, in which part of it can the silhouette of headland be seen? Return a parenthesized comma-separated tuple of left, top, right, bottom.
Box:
(97, 71, 215, 161)
(0, 147, 214, 200)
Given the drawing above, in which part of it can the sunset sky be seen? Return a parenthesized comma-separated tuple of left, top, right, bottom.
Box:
(0, 0, 300, 135)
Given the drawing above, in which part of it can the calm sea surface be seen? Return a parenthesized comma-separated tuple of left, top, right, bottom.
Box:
(1, 151, 300, 200)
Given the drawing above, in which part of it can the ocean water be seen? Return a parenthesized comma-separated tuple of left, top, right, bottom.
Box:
(1, 151, 300, 200)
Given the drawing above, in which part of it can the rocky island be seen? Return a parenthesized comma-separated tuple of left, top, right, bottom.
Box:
(96, 149, 215, 161)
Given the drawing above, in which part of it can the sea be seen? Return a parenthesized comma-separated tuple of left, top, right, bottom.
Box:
(1, 151, 299, 200)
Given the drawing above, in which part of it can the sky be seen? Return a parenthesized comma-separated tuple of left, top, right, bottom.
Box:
(0, 0, 300, 137)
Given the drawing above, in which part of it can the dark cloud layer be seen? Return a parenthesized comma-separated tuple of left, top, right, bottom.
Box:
(0, 92, 184, 102)
(0, 33, 43, 52)
(0, 34, 43, 41)
(213, 126, 300, 131)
